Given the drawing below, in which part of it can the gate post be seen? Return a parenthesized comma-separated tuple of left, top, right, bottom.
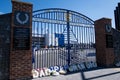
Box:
(10, 0, 33, 79)
(66, 10, 70, 66)
(95, 18, 115, 67)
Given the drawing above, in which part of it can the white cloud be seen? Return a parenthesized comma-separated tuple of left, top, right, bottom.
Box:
(0, 12, 4, 15)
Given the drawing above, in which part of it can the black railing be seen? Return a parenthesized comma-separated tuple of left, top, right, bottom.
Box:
(32, 8, 95, 69)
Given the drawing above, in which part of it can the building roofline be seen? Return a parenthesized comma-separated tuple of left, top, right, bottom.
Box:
(12, 0, 32, 6)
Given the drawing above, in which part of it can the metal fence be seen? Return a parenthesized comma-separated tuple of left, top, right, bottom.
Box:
(32, 8, 95, 69)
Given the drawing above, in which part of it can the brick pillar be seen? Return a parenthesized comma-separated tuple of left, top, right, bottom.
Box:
(10, 0, 33, 79)
(95, 18, 115, 67)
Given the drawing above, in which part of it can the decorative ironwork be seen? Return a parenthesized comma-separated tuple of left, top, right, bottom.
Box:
(14, 11, 30, 26)
(32, 8, 95, 69)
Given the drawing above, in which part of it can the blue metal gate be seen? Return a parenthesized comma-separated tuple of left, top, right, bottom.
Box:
(32, 8, 95, 69)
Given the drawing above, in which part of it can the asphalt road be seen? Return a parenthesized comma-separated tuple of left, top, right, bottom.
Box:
(32, 67, 120, 80)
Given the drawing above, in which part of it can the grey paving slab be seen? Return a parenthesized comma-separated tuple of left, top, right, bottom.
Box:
(32, 68, 120, 80)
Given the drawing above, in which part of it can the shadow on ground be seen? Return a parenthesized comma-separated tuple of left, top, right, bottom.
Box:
(78, 67, 120, 80)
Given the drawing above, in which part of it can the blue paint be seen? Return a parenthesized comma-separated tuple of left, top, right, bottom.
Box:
(55, 33, 64, 47)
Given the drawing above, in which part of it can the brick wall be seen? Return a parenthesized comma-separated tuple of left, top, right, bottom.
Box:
(0, 13, 11, 80)
(95, 18, 115, 67)
(113, 29, 120, 64)
(10, 0, 33, 80)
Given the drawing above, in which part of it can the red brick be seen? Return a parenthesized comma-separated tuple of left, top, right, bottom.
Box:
(95, 18, 115, 67)
(10, 0, 33, 80)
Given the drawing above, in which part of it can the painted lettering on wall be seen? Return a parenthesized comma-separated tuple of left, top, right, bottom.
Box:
(32, 61, 97, 78)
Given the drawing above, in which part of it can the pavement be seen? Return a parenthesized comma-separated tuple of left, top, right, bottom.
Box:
(32, 67, 120, 80)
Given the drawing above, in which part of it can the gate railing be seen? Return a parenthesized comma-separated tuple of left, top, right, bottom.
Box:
(32, 8, 95, 69)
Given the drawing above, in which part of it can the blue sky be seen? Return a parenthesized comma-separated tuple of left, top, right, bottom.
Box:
(0, 0, 119, 27)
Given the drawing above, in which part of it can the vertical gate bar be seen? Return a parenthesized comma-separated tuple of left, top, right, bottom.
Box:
(71, 25, 73, 64)
(52, 12, 54, 66)
(59, 20, 61, 66)
(47, 22, 48, 67)
(40, 22, 43, 68)
(84, 26, 86, 48)
(90, 27, 92, 48)
(49, 23, 51, 67)
(79, 26, 83, 62)
(79, 26, 80, 44)
(63, 12, 64, 21)
(40, 21, 43, 68)
(43, 12, 46, 67)
(83, 26, 85, 62)
(48, 49, 49, 67)
(62, 24, 65, 65)
(60, 24, 62, 66)
(86, 27, 88, 59)
(83, 25, 85, 62)
(51, 23, 53, 67)
(89, 27, 91, 49)
(74, 26, 76, 42)
(90, 27, 91, 49)
(32, 21, 34, 69)
(82, 26, 83, 50)
(53, 12, 56, 66)
(64, 24, 67, 65)
(50, 23, 53, 67)
(51, 12, 53, 48)
(88, 27, 90, 49)
(79, 26, 80, 48)
(92, 27, 93, 48)
(88, 27, 89, 49)
(58, 24, 60, 66)
(85, 26, 87, 62)
(39, 21, 41, 68)
(87, 27, 89, 49)
(79, 26, 81, 62)
(48, 12, 51, 67)
(89, 27, 91, 61)
(45, 20, 47, 67)
(89, 27, 91, 48)
(34, 22, 37, 69)
(66, 10, 70, 66)
(76, 26, 78, 63)
(63, 24, 65, 66)
(87, 26, 89, 60)
(56, 12, 58, 66)
(37, 21, 39, 68)
(86, 27, 88, 49)
(47, 21, 49, 67)
(80, 26, 82, 59)
(77, 26, 79, 63)
(40, 14, 43, 68)
(93, 28, 95, 45)
(55, 12, 56, 66)
(36, 22, 38, 68)
(33, 21, 35, 69)
(80, 26, 81, 44)
(45, 18, 47, 67)
(77, 26, 79, 43)
(47, 19, 49, 67)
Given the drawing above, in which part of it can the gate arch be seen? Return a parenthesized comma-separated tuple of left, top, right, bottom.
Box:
(32, 8, 95, 69)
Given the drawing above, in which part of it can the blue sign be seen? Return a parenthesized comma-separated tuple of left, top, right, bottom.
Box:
(55, 33, 64, 47)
